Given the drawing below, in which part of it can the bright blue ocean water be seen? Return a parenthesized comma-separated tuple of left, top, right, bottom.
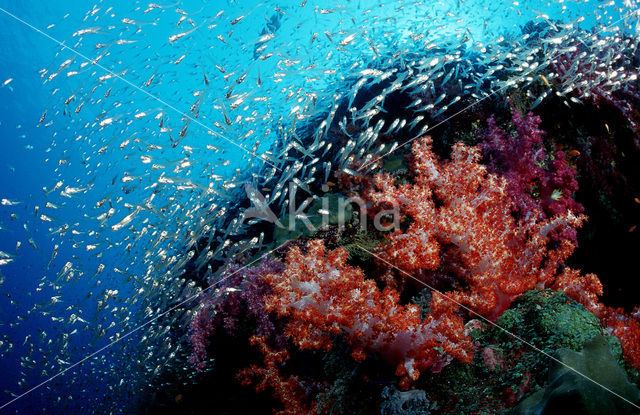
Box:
(0, 0, 636, 413)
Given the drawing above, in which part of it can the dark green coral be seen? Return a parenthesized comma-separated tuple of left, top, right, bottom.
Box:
(494, 289, 619, 355)
(419, 289, 627, 414)
(512, 335, 640, 414)
(272, 193, 354, 245)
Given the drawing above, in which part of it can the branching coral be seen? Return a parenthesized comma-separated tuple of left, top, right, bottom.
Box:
(237, 335, 315, 415)
(366, 136, 584, 320)
(261, 239, 474, 388)
(188, 300, 217, 371)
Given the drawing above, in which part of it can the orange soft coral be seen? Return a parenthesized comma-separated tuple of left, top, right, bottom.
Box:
(554, 269, 640, 370)
(366, 137, 586, 320)
(262, 239, 474, 388)
(602, 309, 640, 370)
(237, 336, 315, 415)
(366, 137, 640, 371)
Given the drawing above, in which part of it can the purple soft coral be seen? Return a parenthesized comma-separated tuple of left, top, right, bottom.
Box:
(481, 111, 583, 244)
(188, 301, 216, 370)
(188, 257, 284, 370)
(482, 111, 546, 220)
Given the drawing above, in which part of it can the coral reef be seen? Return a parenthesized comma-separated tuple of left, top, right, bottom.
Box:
(261, 239, 473, 388)
(179, 79, 640, 415)
(365, 136, 584, 320)
(416, 289, 629, 414)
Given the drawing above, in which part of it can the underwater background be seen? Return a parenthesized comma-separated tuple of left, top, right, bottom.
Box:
(1, 0, 640, 413)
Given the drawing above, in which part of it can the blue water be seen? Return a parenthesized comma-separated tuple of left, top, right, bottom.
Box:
(0, 0, 637, 413)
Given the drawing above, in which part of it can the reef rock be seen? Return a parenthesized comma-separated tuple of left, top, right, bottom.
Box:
(512, 335, 640, 414)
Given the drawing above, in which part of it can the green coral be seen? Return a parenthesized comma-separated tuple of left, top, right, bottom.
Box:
(344, 231, 380, 264)
(418, 289, 626, 414)
(488, 289, 624, 401)
(512, 335, 640, 414)
(382, 154, 408, 173)
(411, 289, 432, 320)
(495, 289, 618, 355)
(381, 154, 410, 186)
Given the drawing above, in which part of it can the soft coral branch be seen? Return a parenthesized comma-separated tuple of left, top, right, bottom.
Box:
(366, 136, 584, 320)
(188, 258, 283, 370)
(262, 239, 473, 388)
(237, 336, 315, 415)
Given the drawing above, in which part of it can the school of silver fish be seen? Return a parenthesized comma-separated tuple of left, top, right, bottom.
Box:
(1, 0, 639, 412)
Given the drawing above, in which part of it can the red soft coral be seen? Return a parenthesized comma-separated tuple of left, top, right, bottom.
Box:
(366, 136, 584, 320)
(364, 135, 640, 371)
(262, 239, 473, 388)
(237, 336, 315, 415)
(553, 268, 604, 316)
(602, 309, 640, 370)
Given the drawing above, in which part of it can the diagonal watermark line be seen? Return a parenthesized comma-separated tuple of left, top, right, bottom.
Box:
(0, 243, 287, 411)
(353, 243, 640, 411)
(359, 9, 640, 173)
(0, 6, 279, 171)
(2, 236, 637, 410)
(1, 3, 638, 412)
